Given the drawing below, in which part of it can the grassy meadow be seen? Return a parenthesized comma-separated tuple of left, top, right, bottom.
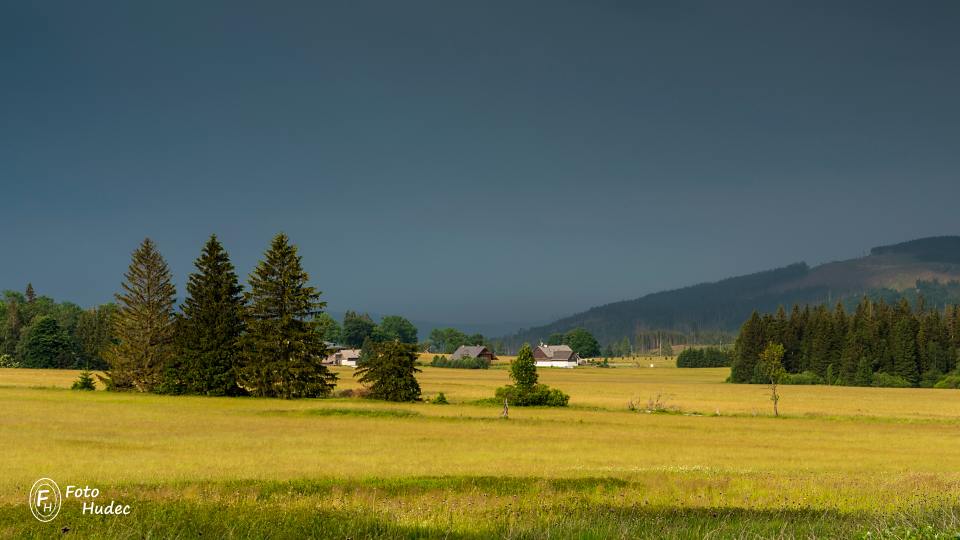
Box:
(4, 361, 960, 538)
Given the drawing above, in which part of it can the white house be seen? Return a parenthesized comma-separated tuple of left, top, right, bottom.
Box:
(533, 344, 580, 368)
(325, 348, 361, 367)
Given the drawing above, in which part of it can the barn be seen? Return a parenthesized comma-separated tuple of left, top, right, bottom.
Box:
(533, 344, 580, 368)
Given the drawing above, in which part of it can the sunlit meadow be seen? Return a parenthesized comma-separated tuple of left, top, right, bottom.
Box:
(3, 361, 960, 538)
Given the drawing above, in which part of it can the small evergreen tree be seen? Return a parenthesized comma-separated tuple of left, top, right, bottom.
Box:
(25, 283, 36, 303)
(71, 370, 97, 391)
(240, 233, 336, 399)
(355, 340, 421, 401)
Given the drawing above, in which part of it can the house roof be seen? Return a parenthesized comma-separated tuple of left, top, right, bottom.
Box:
(537, 344, 577, 362)
(326, 348, 361, 361)
(451, 345, 488, 359)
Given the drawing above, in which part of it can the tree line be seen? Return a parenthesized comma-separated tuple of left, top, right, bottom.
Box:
(72, 233, 422, 401)
(0, 285, 115, 369)
(731, 297, 960, 387)
(676, 347, 731, 368)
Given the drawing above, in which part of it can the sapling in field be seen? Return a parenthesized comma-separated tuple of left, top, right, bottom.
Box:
(758, 342, 786, 417)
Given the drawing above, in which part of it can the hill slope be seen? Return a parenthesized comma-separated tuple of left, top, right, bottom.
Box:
(506, 236, 960, 347)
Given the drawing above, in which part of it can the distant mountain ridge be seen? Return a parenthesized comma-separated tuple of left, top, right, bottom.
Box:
(505, 236, 960, 347)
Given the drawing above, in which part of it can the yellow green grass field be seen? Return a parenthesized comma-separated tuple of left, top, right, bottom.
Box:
(3, 363, 960, 538)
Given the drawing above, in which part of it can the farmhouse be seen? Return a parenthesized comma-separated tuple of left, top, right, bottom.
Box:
(450, 345, 497, 362)
(533, 344, 580, 368)
(325, 348, 361, 367)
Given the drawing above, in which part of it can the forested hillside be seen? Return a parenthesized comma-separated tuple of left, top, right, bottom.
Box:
(505, 236, 960, 348)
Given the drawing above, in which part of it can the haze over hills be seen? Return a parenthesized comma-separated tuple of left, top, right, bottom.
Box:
(505, 236, 960, 348)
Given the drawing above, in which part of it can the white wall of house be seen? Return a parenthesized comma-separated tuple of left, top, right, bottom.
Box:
(535, 360, 577, 368)
(340, 359, 358, 367)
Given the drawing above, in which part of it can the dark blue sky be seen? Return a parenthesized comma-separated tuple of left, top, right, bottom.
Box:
(2, 1, 958, 327)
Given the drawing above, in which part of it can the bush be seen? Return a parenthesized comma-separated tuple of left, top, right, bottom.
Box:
(495, 384, 569, 407)
(0, 354, 21, 368)
(919, 368, 944, 388)
(334, 387, 372, 399)
(432, 392, 449, 404)
(781, 371, 823, 385)
(934, 374, 960, 389)
(71, 370, 97, 391)
(430, 355, 491, 369)
(676, 347, 731, 368)
(871, 372, 913, 388)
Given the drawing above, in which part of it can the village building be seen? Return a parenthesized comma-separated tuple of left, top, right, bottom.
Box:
(533, 344, 580, 368)
(450, 345, 497, 362)
(324, 348, 361, 367)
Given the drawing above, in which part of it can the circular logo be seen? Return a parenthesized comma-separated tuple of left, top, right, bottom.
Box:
(29, 478, 62, 522)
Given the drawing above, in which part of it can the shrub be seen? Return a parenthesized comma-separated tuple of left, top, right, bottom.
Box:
(676, 347, 731, 368)
(432, 392, 449, 404)
(781, 371, 823, 385)
(430, 355, 491, 369)
(934, 374, 960, 389)
(494, 344, 570, 407)
(333, 387, 372, 399)
(871, 372, 913, 388)
(919, 368, 944, 388)
(71, 370, 97, 391)
(495, 384, 569, 407)
(0, 354, 21, 368)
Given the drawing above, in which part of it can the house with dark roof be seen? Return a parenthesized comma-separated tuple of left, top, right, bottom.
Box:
(324, 348, 362, 367)
(450, 345, 496, 362)
(533, 344, 580, 368)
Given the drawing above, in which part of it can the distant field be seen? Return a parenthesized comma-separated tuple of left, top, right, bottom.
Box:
(4, 362, 960, 538)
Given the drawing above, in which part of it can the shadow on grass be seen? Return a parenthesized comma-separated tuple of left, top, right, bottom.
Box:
(6, 499, 946, 539)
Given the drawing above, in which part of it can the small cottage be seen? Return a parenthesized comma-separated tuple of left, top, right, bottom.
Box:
(450, 345, 496, 362)
(533, 344, 580, 368)
(325, 348, 362, 367)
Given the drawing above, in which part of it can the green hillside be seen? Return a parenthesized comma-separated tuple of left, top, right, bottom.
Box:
(506, 236, 960, 347)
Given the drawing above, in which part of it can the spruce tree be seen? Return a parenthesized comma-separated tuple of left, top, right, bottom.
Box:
(25, 283, 36, 303)
(731, 311, 764, 383)
(510, 343, 538, 389)
(240, 233, 336, 399)
(354, 340, 421, 401)
(854, 356, 873, 387)
(105, 238, 177, 392)
(179, 235, 246, 396)
(891, 315, 919, 386)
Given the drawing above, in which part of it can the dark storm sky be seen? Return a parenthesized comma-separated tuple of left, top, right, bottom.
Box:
(2, 1, 959, 327)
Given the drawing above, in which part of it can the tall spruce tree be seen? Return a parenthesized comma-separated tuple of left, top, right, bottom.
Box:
(105, 238, 177, 392)
(731, 311, 764, 383)
(179, 235, 246, 396)
(240, 233, 336, 398)
(890, 299, 919, 386)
